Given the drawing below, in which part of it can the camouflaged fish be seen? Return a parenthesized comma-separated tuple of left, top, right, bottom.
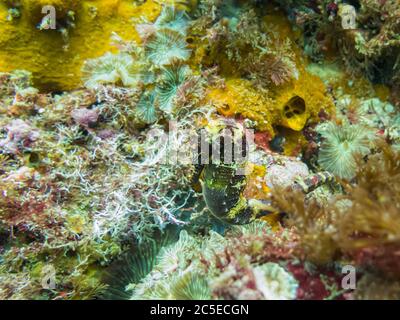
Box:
(194, 163, 335, 224)
(191, 126, 336, 225)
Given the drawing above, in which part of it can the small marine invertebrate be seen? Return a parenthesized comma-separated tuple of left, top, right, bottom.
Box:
(146, 29, 191, 66)
(135, 5, 190, 44)
(272, 140, 400, 268)
(247, 40, 299, 88)
(281, 96, 307, 131)
(101, 229, 177, 299)
(334, 142, 400, 264)
(6, 7, 21, 21)
(211, 253, 298, 300)
(170, 272, 211, 300)
(133, 271, 210, 300)
(82, 53, 141, 89)
(0, 269, 38, 300)
(356, 98, 395, 129)
(154, 230, 201, 274)
(278, 0, 400, 85)
(128, 230, 216, 300)
(154, 0, 194, 12)
(135, 91, 158, 124)
(316, 121, 373, 179)
(226, 221, 299, 263)
(0, 70, 34, 101)
(156, 63, 191, 113)
(291, 171, 336, 194)
(253, 263, 298, 300)
(271, 187, 339, 264)
(211, 255, 264, 300)
(90, 106, 199, 242)
(92, 85, 142, 130)
(154, 5, 189, 34)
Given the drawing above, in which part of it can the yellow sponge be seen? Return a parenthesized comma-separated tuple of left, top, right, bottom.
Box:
(0, 0, 161, 91)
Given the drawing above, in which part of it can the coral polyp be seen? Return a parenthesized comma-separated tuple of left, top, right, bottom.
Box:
(317, 121, 373, 179)
(135, 91, 158, 124)
(1, 0, 399, 303)
(146, 29, 191, 66)
(82, 52, 141, 89)
(156, 63, 191, 113)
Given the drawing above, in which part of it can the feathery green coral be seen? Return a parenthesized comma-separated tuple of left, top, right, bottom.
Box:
(135, 91, 158, 124)
(146, 29, 191, 66)
(171, 272, 211, 300)
(82, 52, 141, 89)
(132, 271, 210, 300)
(101, 227, 179, 300)
(156, 63, 190, 113)
(155, 6, 189, 34)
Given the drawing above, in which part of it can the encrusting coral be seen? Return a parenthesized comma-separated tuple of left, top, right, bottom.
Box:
(253, 262, 298, 300)
(203, 5, 335, 137)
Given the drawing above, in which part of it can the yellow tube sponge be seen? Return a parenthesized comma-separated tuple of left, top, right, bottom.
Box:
(207, 62, 334, 136)
(206, 7, 334, 136)
(0, 0, 161, 91)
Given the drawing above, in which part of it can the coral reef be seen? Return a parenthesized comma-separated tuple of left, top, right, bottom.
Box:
(1, 0, 399, 301)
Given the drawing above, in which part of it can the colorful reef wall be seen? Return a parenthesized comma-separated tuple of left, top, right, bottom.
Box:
(0, 0, 400, 300)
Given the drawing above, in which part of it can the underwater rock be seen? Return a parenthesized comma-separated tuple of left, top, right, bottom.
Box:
(203, 5, 335, 136)
(71, 108, 99, 128)
(357, 98, 395, 129)
(264, 156, 310, 189)
(0, 119, 39, 154)
(211, 257, 298, 300)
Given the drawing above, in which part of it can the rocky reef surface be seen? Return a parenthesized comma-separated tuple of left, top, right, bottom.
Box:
(0, 0, 400, 300)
